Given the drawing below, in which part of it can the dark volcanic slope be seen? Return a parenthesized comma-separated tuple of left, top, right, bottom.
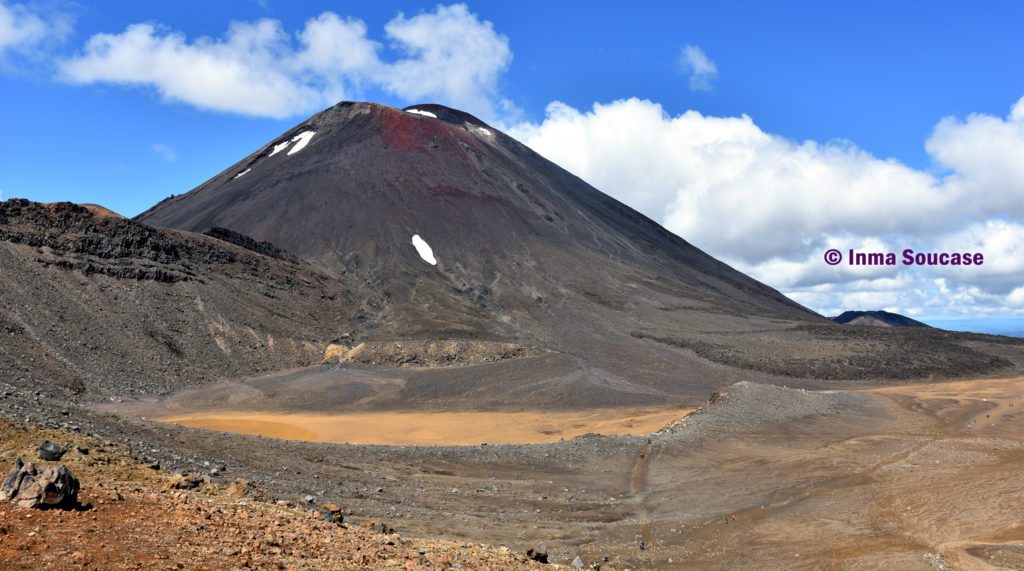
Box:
(832, 310, 930, 328)
(137, 102, 816, 337)
(0, 200, 371, 396)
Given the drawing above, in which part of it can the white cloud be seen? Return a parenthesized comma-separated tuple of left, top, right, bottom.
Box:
(1008, 286, 1024, 308)
(0, 1, 46, 53)
(46, 5, 1024, 320)
(934, 220, 1024, 294)
(58, 4, 512, 121)
(380, 4, 513, 120)
(680, 44, 717, 92)
(150, 143, 176, 162)
(510, 98, 952, 263)
(926, 101, 1024, 218)
(510, 96, 1024, 318)
(0, 1, 71, 63)
(59, 19, 342, 118)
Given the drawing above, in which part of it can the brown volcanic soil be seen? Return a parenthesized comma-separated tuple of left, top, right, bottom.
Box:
(8, 378, 1024, 568)
(0, 420, 542, 570)
(622, 379, 1024, 569)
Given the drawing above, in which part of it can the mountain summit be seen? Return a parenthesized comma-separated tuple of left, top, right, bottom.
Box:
(125, 101, 1020, 402)
(1, 102, 1017, 407)
(137, 101, 814, 336)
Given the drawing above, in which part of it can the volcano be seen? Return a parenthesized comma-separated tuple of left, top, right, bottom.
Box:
(124, 102, 1020, 405)
(133, 102, 829, 403)
(137, 102, 814, 331)
(1, 102, 1014, 412)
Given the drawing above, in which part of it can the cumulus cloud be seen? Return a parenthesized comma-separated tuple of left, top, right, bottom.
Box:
(680, 44, 717, 92)
(0, 0, 71, 63)
(45, 5, 1024, 320)
(58, 4, 512, 120)
(380, 5, 512, 118)
(510, 96, 1024, 318)
(0, 1, 45, 53)
(510, 99, 953, 263)
(926, 99, 1024, 217)
(60, 19, 325, 118)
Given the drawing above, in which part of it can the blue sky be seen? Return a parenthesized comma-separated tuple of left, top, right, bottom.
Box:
(1, 1, 1023, 325)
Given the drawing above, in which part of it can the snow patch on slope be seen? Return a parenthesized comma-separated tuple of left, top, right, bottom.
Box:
(264, 130, 315, 162)
(233, 168, 251, 179)
(411, 234, 437, 265)
(406, 109, 437, 119)
(268, 141, 291, 156)
(469, 125, 494, 141)
(287, 131, 315, 155)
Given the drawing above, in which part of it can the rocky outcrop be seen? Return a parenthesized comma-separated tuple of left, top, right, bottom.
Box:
(1, 457, 80, 509)
(203, 227, 297, 262)
(0, 199, 380, 396)
(323, 339, 547, 367)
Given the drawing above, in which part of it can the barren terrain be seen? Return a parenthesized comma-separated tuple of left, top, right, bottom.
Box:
(8, 373, 1024, 568)
(0, 420, 543, 570)
(4, 101, 1024, 569)
(160, 407, 692, 446)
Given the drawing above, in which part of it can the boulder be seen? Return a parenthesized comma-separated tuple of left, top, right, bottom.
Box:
(37, 441, 67, 461)
(2, 457, 80, 508)
(319, 503, 344, 525)
(167, 474, 204, 491)
(526, 543, 549, 563)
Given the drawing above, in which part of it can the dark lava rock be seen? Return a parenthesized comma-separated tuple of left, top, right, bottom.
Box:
(526, 543, 549, 563)
(37, 440, 67, 461)
(1, 457, 80, 508)
(319, 503, 344, 525)
(203, 227, 297, 262)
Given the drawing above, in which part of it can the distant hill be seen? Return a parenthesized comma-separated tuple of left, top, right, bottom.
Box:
(831, 310, 930, 328)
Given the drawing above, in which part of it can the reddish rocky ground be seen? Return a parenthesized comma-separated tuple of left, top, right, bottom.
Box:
(0, 420, 546, 570)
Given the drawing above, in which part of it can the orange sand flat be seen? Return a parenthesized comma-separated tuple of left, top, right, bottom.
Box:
(868, 375, 1024, 435)
(160, 408, 693, 445)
